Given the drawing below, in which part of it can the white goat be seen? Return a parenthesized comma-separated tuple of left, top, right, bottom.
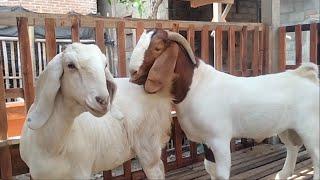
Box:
(129, 29, 319, 180)
(20, 43, 172, 179)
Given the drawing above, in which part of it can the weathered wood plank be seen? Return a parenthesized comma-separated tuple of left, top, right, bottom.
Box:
(123, 160, 132, 179)
(252, 26, 259, 76)
(240, 26, 247, 76)
(117, 21, 126, 77)
(214, 26, 222, 71)
(5, 88, 24, 99)
(17, 17, 35, 111)
(172, 23, 179, 32)
(201, 25, 209, 64)
(71, 16, 80, 42)
(136, 21, 144, 43)
(45, 18, 57, 62)
(2, 41, 9, 89)
(187, 25, 195, 52)
(310, 23, 318, 64)
(263, 26, 270, 74)
(174, 118, 183, 168)
(10, 42, 17, 88)
(103, 170, 112, 180)
(17, 42, 22, 86)
(228, 26, 236, 75)
(189, 0, 234, 8)
(95, 20, 106, 54)
(156, 23, 162, 28)
(279, 27, 286, 72)
(0, 40, 12, 179)
(295, 24, 302, 65)
(259, 27, 264, 75)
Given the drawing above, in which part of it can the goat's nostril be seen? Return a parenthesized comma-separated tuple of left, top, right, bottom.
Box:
(95, 96, 107, 106)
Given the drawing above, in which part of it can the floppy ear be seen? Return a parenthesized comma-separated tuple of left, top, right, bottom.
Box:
(145, 43, 179, 93)
(27, 53, 63, 130)
(105, 67, 117, 105)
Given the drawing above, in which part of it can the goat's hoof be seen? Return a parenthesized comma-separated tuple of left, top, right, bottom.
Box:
(275, 170, 293, 180)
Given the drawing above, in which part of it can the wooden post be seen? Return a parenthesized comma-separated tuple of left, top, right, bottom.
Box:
(95, 20, 106, 54)
(136, 21, 144, 43)
(172, 23, 179, 33)
(123, 160, 132, 179)
(228, 26, 235, 75)
(259, 27, 264, 75)
(187, 25, 195, 52)
(263, 26, 271, 74)
(71, 16, 80, 42)
(173, 118, 183, 168)
(295, 25, 302, 65)
(214, 26, 222, 71)
(252, 26, 259, 76)
(201, 25, 209, 64)
(240, 26, 248, 76)
(278, 27, 286, 72)
(17, 17, 35, 111)
(310, 23, 318, 64)
(45, 18, 57, 62)
(116, 21, 126, 77)
(0, 42, 12, 179)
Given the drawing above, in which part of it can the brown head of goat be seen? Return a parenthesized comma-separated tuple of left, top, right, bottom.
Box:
(129, 29, 199, 103)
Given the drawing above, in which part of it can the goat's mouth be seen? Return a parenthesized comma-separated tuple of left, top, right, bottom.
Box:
(85, 102, 108, 117)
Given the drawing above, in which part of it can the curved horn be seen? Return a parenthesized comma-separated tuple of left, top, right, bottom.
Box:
(166, 31, 196, 65)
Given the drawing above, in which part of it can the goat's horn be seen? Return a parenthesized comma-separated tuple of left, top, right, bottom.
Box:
(166, 31, 196, 65)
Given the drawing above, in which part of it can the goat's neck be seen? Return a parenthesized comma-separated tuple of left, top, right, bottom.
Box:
(36, 92, 83, 153)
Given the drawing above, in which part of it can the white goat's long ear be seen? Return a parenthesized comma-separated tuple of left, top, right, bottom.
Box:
(105, 68, 117, 105)
(27, 53, 63, 130)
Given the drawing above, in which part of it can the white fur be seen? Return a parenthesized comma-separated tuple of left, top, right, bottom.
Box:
(175, 61, 319, 179)
(130, 43, 319, 179)
(20, 44, 172, 179)
(129, 31, 154, 71)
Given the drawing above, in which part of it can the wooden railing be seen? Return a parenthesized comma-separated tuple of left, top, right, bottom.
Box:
(0, 12, 267, 179)
(278, 23, 319, 72)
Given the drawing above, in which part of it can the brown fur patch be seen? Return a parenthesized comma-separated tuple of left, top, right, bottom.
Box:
(131, 29, 199, 103)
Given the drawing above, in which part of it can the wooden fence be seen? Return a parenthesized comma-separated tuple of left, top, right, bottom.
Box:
(278, 23, 319, 72)
(0, 12, 267, 179)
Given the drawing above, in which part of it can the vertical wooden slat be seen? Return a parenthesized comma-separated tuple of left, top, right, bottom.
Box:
(123, 160, 132, 179)
(117, 21, 126, 77)
(71, 16, 80, 42)
(240, 26, 248, 76)
(10, 42, 17, 88)
(259, 28, 264, 75)
(173, 118, 183, 168)
(161, 148, 167, 172)
(17, 17, 35, 111)
(279, 27, 287, 72)
(172, 23, 179, 32)
(295, 25, 302, 65)
(187, 25, 195, 51)
(17, 42, 22, 86)
(95, 20, 106, 54)
(37, 42, 42, 75)
(2, 41, 9, 89)
(136, 21, 144, 43)
(201, 25, 209, 63)
(310, 23, 318, 64)
(155, 23, 162, 29)
(215, 26, 222, 71)
(228, 26, 235, 75)
(252, 26, 259, 76)
(103, 170, 112, 180)
(0, 41, 13, 179)
(263, 26, 270, 74)
(45, 18, 56, 62)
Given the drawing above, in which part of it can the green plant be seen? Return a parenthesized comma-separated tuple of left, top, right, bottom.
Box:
(107, 0, 146, 17)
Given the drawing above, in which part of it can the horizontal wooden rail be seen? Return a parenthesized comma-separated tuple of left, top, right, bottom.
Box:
(285, 23, 320, 32)
(0, 12, 264, 31)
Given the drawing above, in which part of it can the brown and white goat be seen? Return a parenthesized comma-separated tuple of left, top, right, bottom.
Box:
(129, 29, 319, 179)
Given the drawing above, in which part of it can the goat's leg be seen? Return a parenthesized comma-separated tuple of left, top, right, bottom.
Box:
(203, 144, 216, 179)
(275, 130, 302, 179)
(296, 119, 319, 180)
(207, 138, 231, 179)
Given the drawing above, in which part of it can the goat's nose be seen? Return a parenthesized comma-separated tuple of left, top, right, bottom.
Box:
(130, 70, 137, 77)
(95, 96, 107, 106)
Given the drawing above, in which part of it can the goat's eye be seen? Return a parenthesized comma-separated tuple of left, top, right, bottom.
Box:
(155, 48, 161, 52)
(67, 63, 76, 69)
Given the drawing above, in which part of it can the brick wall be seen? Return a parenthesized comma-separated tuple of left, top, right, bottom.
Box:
(0, 0, 97, 14)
